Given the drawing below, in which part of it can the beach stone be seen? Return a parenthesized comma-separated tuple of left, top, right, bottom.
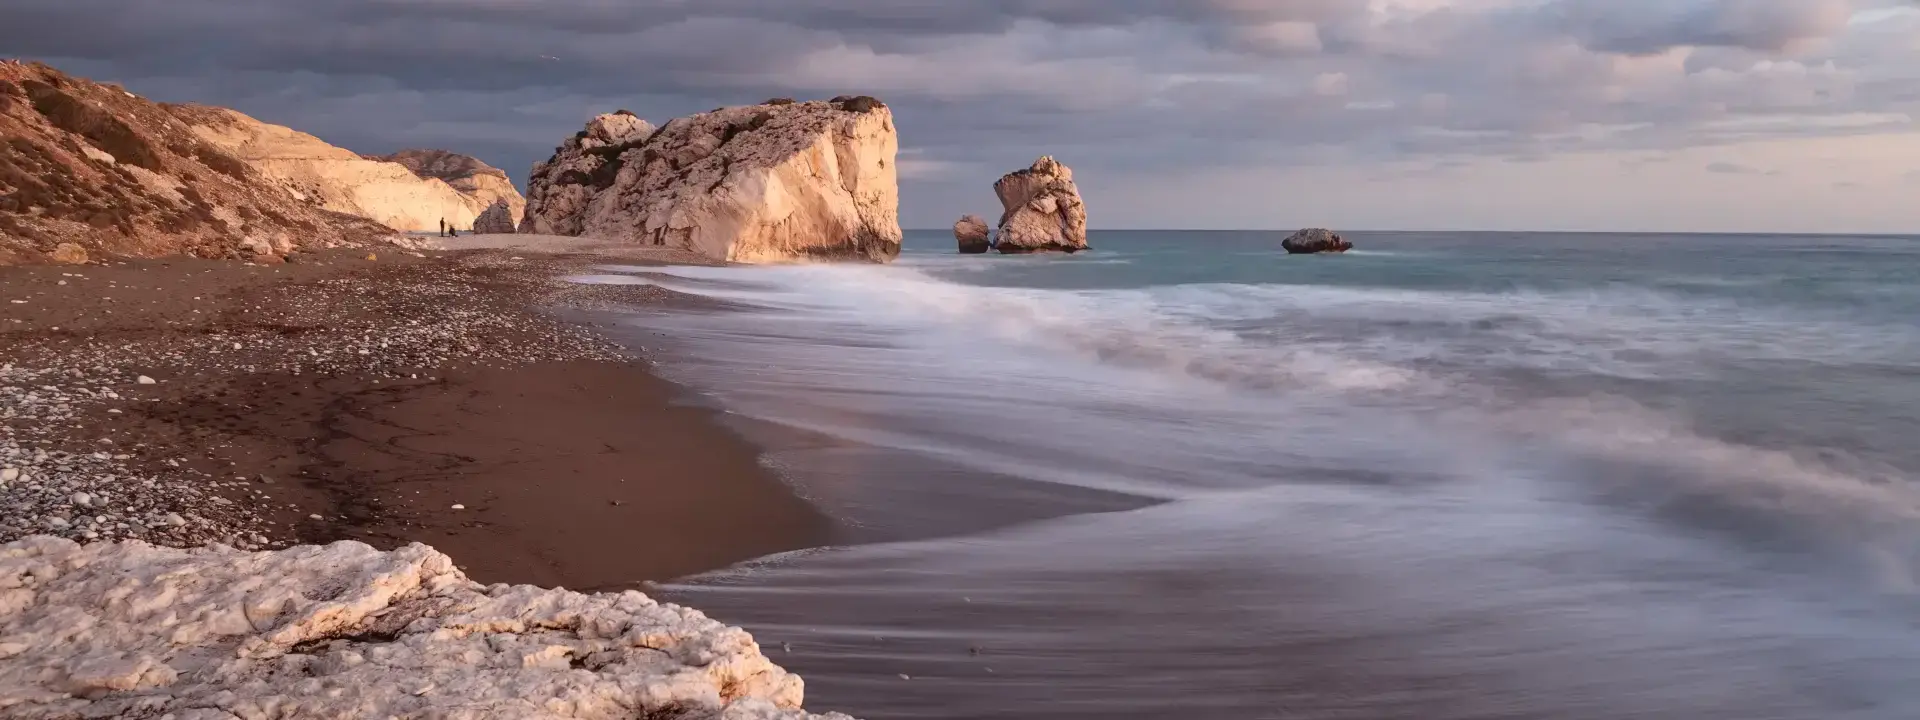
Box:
(136, 375, 156, 385)
(993, 156, 1088, 254)
(48, 243, 90, 264)
(0, 468, 17, 483)
(954, 214, 991, 254)
(1281, 228, 1353, 254)
(0, 537, 844, 719)
(471, 199, 515, 234)
(520, 99, 901, 263)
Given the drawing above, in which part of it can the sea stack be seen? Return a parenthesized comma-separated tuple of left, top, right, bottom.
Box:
(993, 156, 1088, 254)
(471, 199, 515, 234)
(519, 97, 902, 263)
(1281, 228, 1353, 254)
(954, 214, 991, 253)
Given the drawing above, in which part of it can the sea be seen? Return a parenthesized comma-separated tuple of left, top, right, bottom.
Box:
(575, 231, 1920, 720)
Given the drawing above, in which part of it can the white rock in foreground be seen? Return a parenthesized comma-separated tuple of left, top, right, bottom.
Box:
(0, 536, 852, 720)
(520, 98, 901, 263)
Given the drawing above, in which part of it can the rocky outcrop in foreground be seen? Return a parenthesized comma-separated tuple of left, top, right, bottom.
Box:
(993, 156, 1088, 254)
(171, 105, 499, 233)
(953, 214, 990, 254)
(373, 148, 527, 228)
(521, 98, 901, 263)
(0, 536, 852, 720)
(0, 61, 399, 265)
(472, 199, 516, 234)
(1281, 228, 1353, 254)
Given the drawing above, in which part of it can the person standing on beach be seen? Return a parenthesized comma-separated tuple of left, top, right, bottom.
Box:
(439, 218, 447, 237)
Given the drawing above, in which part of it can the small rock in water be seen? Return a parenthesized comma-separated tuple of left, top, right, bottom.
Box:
(308, 514, 323, 520)
(450, 504, 466, 510)
(136, 376, 156, 385)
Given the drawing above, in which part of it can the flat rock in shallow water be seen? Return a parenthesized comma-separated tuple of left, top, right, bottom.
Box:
(1281, 227, 1353, 254)
(0, 536, 852, 719)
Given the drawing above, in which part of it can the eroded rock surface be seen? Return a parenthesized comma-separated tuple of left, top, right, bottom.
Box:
(954, 214, 990, 254)
(0, 61, 399, 265)
(373, 148, 527, 228)
(1281, 228, 1352, 254)
(993, 156, 1087, 254)
(0, 536, 853, 719)
(472, 199, 516, 234)
(171, 106, 494, 233)
(520, 99, 900, 263)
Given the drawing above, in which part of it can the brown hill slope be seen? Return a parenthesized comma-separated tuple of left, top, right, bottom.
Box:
(0, 60, 400, 265)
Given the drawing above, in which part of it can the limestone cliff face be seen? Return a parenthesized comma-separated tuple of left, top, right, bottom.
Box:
(372, 148, 526, 227)
(0, 61, 397, 265)
(993, 156, 1088, 254)
(0, 536, 853, 719)
(521, 98, 901, 263)
(170, 105, 485, 233)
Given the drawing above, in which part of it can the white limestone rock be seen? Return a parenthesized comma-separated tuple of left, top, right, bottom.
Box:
(992, 156, 1088, 254)
(172, 106, 492, 233)
(519, 98, 901, 264)
(0, 536, 853, 720)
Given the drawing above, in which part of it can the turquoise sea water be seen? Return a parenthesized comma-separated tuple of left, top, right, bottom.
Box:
(587, 231, 1920, 719)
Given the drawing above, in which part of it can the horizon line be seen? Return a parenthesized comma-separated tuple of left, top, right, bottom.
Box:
(905, 228, 1920, 237)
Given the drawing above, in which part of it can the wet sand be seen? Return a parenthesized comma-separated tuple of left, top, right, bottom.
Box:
(0, 247, 830, 588)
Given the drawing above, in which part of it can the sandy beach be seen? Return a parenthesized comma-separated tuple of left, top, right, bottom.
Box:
(0, 244, 830, 589)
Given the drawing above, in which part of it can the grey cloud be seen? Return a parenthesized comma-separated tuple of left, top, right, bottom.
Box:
(1706, 161, 1779, 175)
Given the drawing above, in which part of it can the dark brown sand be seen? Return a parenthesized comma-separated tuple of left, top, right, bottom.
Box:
(0, 247, 830, 588)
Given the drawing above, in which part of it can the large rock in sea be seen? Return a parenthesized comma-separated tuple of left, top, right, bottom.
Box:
(520, 98, 902, 263)
(170, 105, 501, 233)
(1281, 228, 1353, 254)
(954, 214, 990, 254)
(370, 148, 527, 228)
(471, 199, 515, 234)
(993, 156, 1088, 254)
(0, 536, 853, 719)
(0, 60, 398, 265)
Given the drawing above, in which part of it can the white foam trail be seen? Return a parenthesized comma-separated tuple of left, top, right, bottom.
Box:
(610, 262, 1920, 575)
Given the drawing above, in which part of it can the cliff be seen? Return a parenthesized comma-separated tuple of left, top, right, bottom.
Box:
(372, 148, 526, 227)
(0, 536, 853, 720)
(168, 105, 488, 233)
(521, 98, 901, 263)
(0, 60, 398, 265)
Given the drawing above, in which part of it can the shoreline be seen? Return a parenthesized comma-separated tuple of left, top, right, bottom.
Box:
(0, 242, 832, 588)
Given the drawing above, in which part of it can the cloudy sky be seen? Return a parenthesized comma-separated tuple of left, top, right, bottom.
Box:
(7, 0, 1920, 233)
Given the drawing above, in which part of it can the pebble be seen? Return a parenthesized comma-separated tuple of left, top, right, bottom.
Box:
(136, 376, 156, 385)
(71, 492, 92, 508)
(308, 514, 324, 520)
(0, 468, 17, 483)
(450, 504, 465, 510)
